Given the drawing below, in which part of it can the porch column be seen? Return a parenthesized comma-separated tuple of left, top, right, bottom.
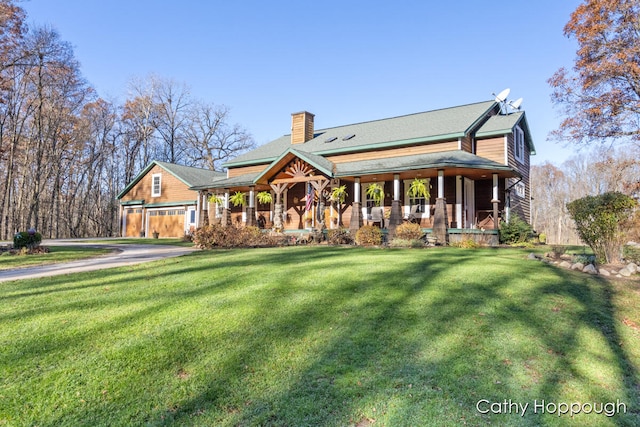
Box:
(222, 188, 231, 227)
(246, 186, 255, 226)
(492, 173, 500, 230)
(196, 191, 202, 228)
(433, 169, 449, 245)
(349, 177, 363, 234)
(388, 174, 402, 236)
(455, 175, 462, 228)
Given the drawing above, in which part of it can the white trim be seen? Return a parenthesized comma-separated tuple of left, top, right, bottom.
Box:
(504, 135, 508, 165)
(514, 125, 525, 164)
(151, 173, 162, 197)
(456, 175, 462, 228)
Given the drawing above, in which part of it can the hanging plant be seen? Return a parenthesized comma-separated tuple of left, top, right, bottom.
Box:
(208, 194, 224, 205)
(407, 178, 430, 199)
(366, 183, 384, 206)
(256, 191, 273, 205)
(229, 191, 246, 207)
(330, 185, 348, 205)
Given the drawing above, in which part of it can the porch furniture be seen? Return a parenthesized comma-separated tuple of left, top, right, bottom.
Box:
(404, 205, 420, 223)
(371, 206, 384, 228)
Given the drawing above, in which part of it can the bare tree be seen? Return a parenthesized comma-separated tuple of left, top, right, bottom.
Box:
(183, 102, 254, 171)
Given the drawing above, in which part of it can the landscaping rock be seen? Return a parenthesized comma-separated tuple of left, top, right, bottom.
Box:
(599, 268, 610, 277)
(528, 253, 539, 260)
(627, 262, 638, 274)
(560, 254, 573, 261)
(583, 264, 598, 275)
(619, 268, 632, 277)
(571, 262, 585, 271)
(559, 261, 572, 269)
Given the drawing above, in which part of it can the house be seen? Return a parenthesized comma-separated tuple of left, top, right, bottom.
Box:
(117, 160, 225, 238)
(175, 99, 535, 243)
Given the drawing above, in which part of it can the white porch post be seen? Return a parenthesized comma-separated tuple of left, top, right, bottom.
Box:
(492, 173, 500, 230)
(456, 175, 462, 228)
(354, 177, 361, 202)
(349, 177, 363, 233)
(393, 174, 400, 200)
(437, 170, 444, 199)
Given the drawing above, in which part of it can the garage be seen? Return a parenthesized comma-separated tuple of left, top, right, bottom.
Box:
(124, 208, 143, 237)
(147, 209, 186, 238)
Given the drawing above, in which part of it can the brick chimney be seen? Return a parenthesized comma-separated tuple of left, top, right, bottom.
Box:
(291, 111, 314, 144)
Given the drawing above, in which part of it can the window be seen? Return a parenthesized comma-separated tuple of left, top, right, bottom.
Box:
(514, 126, 525, 164)
(189, 209, 196, 223)
(363, 182, 385, 216)
(152, 173, 161, 197)
(514, 182, 526, 198)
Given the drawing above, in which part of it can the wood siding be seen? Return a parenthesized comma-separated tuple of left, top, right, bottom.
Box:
(460, 136, 473, 153)
(327, 140, 459, 164)
(226, 163, 269, 178)
(506, 131, 531, 223)
(476, 137, 506, 165)
(291, 111, 314, 144)
(120, 164, 195, 203)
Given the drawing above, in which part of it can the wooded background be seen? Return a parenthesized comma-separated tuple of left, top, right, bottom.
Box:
(0, 2, 254, 239)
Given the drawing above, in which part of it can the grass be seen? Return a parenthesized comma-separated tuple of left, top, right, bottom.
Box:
(0, 246, 113, 271)
(0, 246, 638, 426)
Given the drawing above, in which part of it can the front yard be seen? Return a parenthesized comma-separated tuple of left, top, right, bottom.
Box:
(0, 246, 638, 426)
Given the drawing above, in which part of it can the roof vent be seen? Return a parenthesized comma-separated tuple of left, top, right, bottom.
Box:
(342, 134, 355, 141)
(325, 136, 337, 143)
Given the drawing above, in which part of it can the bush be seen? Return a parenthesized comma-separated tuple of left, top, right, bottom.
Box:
(389, 238, 424, 248)
(624, 244, 640, 264)
(326, 228, 353, 245)
(13, 229, 42, 250)
(394, 222, 423, 240)
(192, 225, 276, 249)
(499, 214, 533, 245)
(451, 238, 480, 249)
(566, 191, 637, 263)
(355, 225, 383, 246)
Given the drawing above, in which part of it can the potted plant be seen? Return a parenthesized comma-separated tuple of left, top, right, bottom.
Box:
(407, 177, 430, 199)
(229, 191, 246, 207)
(256, 191, 273, 205)
(152, 230, 159, 239)
(366, 183, 384, 206)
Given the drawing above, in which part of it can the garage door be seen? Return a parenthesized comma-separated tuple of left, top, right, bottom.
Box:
(125, 208, 143, 237)
(148, 209, 185, 237)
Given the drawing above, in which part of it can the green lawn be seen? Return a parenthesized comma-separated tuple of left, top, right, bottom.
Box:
(0, 246, 113, 271)
(0, 246, 638, 426)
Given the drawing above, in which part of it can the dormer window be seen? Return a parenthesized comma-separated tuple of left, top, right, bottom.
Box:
(514, 126, 525, 164)
(152, 173, 162, 197)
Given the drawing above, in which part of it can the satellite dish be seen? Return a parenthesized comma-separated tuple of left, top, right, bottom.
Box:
(493, 88, 510, 103)
(509, 97, 523, 110)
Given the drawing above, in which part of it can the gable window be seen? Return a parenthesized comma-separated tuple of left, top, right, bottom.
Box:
(514, 126, 525, 164)
(152, 173, 162, 197)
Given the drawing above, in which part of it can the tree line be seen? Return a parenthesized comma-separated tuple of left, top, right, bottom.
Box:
(0, 1, 254, 240)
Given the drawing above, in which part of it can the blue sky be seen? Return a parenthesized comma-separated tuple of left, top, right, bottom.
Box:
(22, 0, 583, 165)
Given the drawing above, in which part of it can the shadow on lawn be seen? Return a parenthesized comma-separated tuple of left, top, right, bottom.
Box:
(4, 247, 638, 426)
(151, 248, 639, 426)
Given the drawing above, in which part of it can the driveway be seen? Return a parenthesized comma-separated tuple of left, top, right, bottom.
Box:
(0, 240, 197, 283)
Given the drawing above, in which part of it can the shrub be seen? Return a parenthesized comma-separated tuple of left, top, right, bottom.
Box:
(355, 225, 383, 246)
(389, 238, 424, 248)
(623, 244, 640, 264)
(326, 228, 353, 245)
(394, 222, 423, 240)
(451, 238, 480, 249)
(566, 191, 637, 263)
(499, 214, 533, 245)
(192, 225, 275, 249)
(538, 233, 547, 244)
(13, 229, 42, 250)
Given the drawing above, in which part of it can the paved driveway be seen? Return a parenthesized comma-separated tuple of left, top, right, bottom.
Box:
(0, 240, 197, 283)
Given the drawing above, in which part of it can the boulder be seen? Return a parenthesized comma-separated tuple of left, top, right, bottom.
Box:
(583, 264, 598, 275)
(528, 253, 539, 260)
(627, 262, 638, 274)
(559, 261, 572, 269)
(619, 268, 632, 277)
(571, 262, 585, 271)
(599, 268, 610, 277)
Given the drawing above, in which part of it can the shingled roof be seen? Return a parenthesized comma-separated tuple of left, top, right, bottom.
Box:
(224, 100, 498, 168)
(117, 160, 225, 199)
